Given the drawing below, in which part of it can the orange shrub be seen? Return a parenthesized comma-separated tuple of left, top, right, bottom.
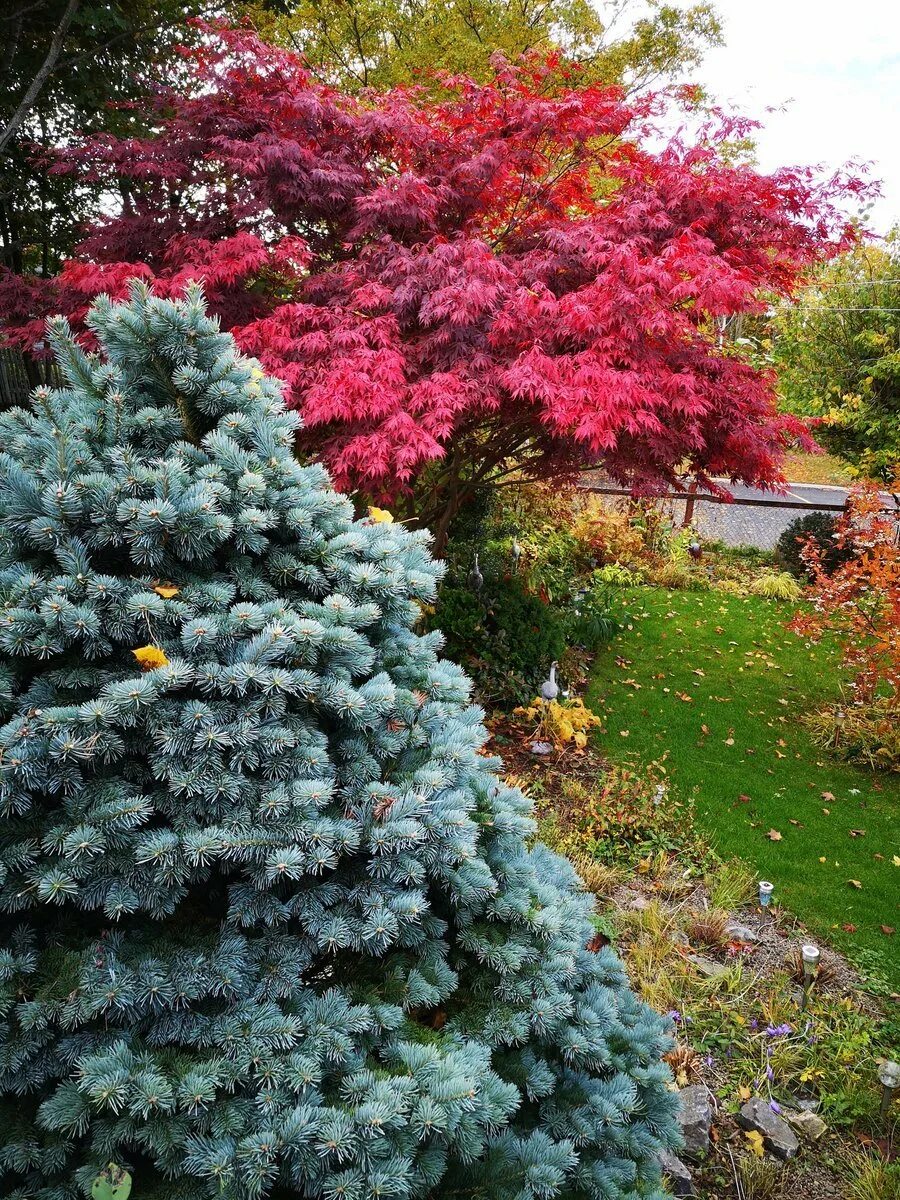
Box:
(791, 483, 900, 709)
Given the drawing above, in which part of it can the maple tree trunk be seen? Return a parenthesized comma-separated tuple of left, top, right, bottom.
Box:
(416, 429, 552, 556)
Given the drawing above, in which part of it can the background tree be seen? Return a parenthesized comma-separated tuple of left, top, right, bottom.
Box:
(0, 283, 679, 1198)
(1, 29, 861, 547)
(0, 1, 290, 291)
(769, 231, 900, 482)
(244, 0, 722, 92)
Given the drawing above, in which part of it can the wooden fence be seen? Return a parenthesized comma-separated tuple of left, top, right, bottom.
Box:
(0, 347, 60, 408)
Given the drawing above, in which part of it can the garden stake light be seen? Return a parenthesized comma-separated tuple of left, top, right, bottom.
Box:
(800, 944, 820, 1011)
(758, 880, 774, 908)
(878, 1060, 900, 1127)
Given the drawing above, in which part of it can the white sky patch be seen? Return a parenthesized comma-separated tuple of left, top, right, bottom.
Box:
(692, 0, 900, 232)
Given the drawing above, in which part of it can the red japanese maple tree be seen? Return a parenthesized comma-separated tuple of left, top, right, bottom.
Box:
(0, 26, 864, 543)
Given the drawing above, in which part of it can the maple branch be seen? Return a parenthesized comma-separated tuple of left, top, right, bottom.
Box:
(0, 0, 79, 158)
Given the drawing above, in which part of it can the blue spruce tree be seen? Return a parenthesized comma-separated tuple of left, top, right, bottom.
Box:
(0, 284, 679, 1199)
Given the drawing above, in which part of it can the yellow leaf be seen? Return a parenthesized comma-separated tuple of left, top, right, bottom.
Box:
(744, 1129, 765, 1158)
(367, 506, 394, 524)
(153, 584, 180, 599)
(636, 857, 651, 875)
(892, 855, 900, 867)
(132, 644, 169, 671)
(847, 879, 863, 889)
(738, 1085, 752, 1100)
(574, 731, 587, 749)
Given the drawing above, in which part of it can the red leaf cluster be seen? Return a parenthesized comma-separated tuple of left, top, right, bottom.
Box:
(0, 26, 866, 520)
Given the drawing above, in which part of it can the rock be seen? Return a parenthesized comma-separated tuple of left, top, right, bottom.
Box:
(529, 741, 553, 755)
(786, 1109, 827, 1141)
(627, 895, 650, 911)
(687, 953, 730, 979)
(659, 1148, 695, 1197)
(725, 921, 759, 943)
(737, 1098, 800, 1160)
(796, 1099, 821, 1113)
(677, 1085, 713, 1160)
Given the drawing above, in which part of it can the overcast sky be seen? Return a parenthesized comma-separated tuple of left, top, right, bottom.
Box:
(690, 0, 900, 232)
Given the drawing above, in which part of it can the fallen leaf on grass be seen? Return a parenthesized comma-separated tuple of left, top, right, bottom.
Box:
(842, 923, 857, 933)
(701, 723, 710, 735)
(848, 829, 866, 837)
(882, 926, 896, 936)
(847, 879, 863, 889)
(821, 791, 835, 801)
(724, 736, 735, 746)
(892, 855, 900, 867)
(766, 829, 783, 841)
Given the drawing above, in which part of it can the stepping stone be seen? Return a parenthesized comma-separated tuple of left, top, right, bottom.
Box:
(659, 1148, 695, 1197)
(786, 1109, 827, 1141)
(725, 921, 759, 943)
(687, 953, 730, 979)
(737, 1098, 800, 1159)
(677, 1084, 713, 1160)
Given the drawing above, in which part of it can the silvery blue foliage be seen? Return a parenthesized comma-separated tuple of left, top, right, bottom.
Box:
(0, 283, 678, 1199)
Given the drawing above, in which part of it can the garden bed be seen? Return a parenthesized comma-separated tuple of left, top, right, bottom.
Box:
(487, 716, 900, 1198)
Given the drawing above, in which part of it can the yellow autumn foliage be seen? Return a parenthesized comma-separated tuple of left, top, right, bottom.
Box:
(132, 644, 170, 670)
(513, 695, 601, 751)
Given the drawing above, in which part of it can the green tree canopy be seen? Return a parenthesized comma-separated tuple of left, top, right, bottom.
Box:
(770, 231, 900, 482)
(0, 2, 287, 279)
(245, 0, 721, 91)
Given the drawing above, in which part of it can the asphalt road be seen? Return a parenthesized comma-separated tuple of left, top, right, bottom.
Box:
(690, 482, 850, 550)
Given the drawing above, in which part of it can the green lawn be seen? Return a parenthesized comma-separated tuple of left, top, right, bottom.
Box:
(587, 586, 900, 987)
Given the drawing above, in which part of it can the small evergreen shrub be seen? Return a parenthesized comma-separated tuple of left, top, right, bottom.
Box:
(776, 511, 851, 579)
(565, 575, 622, 651)
(431, 576, 566, 705)
(0, 286, 678, 1199)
